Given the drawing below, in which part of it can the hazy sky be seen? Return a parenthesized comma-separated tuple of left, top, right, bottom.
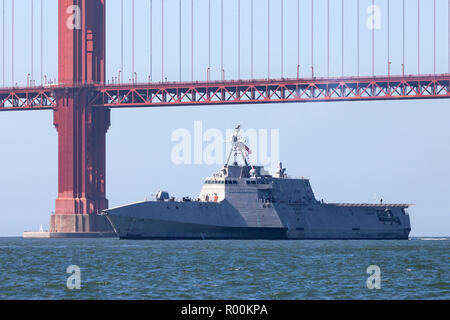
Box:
(0, 0, 449, 236)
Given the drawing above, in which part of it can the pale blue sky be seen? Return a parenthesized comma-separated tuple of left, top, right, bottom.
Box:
(0, 0, 449, 236)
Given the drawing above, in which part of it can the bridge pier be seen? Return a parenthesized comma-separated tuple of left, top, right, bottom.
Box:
(50, 89, 113, 234)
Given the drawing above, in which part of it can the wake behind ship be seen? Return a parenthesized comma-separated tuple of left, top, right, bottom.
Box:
(103, 126, 411, 240)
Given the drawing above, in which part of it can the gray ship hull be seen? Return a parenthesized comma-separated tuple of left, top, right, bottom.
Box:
(104, 200, 411, 240)
(106, 216, 408, 240)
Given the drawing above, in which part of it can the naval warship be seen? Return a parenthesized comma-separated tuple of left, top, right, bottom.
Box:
(103, 126, 411, 240)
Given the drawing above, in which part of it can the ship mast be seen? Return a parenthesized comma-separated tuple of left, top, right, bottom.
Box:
(226, 125, 250, 167)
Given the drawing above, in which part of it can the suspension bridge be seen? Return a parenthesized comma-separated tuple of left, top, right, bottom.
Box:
(0, 0, 449, 235)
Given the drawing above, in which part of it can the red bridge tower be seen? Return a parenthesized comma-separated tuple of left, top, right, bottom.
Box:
(51, 0, 113, 234)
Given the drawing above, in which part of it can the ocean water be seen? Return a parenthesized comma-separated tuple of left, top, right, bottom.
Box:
(0, 237, 448, 300)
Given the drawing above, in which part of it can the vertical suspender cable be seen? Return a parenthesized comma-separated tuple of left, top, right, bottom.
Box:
(12, 0, 14, 86)
(41, 0, 43, 84)
(418, 0, 420, 75)
(268, 0, 270, 79)
(403, 0, 405, 75)
(31, 0, 34, 83)
(161, 0, 164, 82)
(121, 0, 123, 81)
(238, 0, 240, 80)
(311, 0, 314, 77)
(150, 0, 153, 81)
(191, 0, 193, 81)
(132, 0, 135, 82)
(281, 0, 283, 78)
(372, 0, 374, 76)
(357, 0, 360, 77)
(298, 0, 300, 79)
(387, 0, 390, 76)
(2, 0, 4, 87)
(327, 0, 329, 78)
(221, 0, 223, 80)
(434, 0, 436, 74)
(179, 0, 181, 82)
(251, 0, 254, 79)
(208, 0, 211, 80)
(342, 0, 344, 77)
(448, 0, 450, 74)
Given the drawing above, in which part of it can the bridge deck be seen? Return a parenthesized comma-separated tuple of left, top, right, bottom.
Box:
(1, 74, 449, 111)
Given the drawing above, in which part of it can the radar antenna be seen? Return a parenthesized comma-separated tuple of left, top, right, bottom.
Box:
(225, 125, 252, 167)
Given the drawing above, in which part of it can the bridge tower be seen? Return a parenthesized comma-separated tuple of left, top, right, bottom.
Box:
(50, 0, 113, 234)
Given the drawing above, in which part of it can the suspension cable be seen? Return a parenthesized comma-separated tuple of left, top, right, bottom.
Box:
(132, 0, 135, 82)
(162, 0, 164, 82)
(221, 0, 223, 80)
(342, 0, 344, 77)
(2, 0, 5, 87)
(121, 0, 124, 82)
(238, 0, 240, 80)
(357, 0, 360, 77)
(418, 0, 420, 74)
(12, 0, 14, 86)
(41, 0, 43, 84)
(179, 0, 182, 81)
(281, 0, 283, 78)
(150, 0, 152, 81)
(251, 0, 253, 79)
(191, 0, 193, 81)
(311, 0, 313, 77)
(268, 0, 270, 79)
(31, 0, 34, 84)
